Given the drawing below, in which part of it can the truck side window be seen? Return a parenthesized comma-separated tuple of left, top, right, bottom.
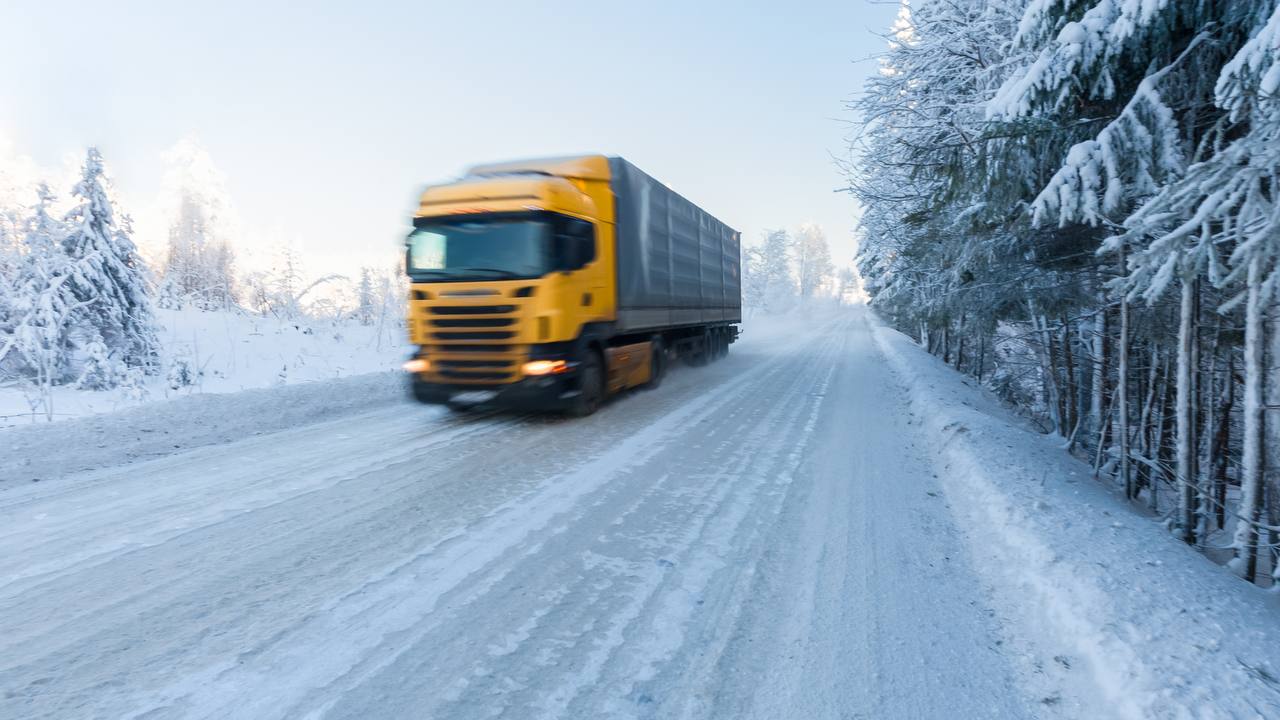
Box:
(555, 217, 596, 271)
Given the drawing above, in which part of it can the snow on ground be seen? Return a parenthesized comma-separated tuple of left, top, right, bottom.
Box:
(0, 303, 836, 487)
(872, 317, 1280, 720)
(0, 371, 414, 488)
(0, 307, 409, 430)
(1, 305, 1277, 719)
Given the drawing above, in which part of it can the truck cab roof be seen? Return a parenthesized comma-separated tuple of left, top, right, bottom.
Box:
(467, 155, 611, 181)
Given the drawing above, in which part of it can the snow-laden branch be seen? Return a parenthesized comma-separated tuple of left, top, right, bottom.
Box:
(1215, 4, 1280, 121)
(1031, 32, 1208, 229)
(992, 0, 1176, 119)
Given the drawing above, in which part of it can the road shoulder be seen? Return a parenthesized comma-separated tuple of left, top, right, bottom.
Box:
(871, 314, 1280, 719)
(0, 371, 410, 489)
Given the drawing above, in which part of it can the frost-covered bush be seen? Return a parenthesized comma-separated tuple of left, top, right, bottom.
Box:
(166, 352, 198, 390)
(74, 338, 125, 390)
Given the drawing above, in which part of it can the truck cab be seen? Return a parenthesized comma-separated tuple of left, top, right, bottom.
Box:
(405, 157, 626, 414)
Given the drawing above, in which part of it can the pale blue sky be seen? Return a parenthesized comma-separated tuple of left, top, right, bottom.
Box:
(2, 0, 898, 276)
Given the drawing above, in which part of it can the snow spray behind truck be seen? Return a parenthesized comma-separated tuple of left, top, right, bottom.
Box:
(403, 155, 741, 416)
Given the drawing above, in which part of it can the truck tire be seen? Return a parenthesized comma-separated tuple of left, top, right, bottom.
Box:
(643, 340, 666, 389)
(567, 353, 605, 417)
(685, 332, 710, 367)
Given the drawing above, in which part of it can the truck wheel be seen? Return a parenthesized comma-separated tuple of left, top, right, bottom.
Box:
(686, 333, 710, 367)
(568, 354, 605, 417)
(643, 341, 665, 389)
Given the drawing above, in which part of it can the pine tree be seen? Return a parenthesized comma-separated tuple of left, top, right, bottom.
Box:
(0, 185, 96, 416)
(356, 267, 376, 326)
(61, 147, 160, 375)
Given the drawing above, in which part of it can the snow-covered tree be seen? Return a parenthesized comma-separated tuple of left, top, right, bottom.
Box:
(854, 0, 1280, 585)
(0, 185, 97, 417)
(836, 267, 859, 303)
(759, 229, 796, 312)
(793, 223, 834, 299)
(241, 238, 344, 320)
(158, 138, 239, 309)
(61, 148, 160, 376)
(356, 267, 376, 326)
(741, 246, 768, 314)
(1104, 3, 1280, 574)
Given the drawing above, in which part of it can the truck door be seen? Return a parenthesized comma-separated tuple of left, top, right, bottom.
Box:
(554, 216, 604, 335)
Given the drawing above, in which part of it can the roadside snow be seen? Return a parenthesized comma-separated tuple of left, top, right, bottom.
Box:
(0, 303, 825, 431)
(0, 308, 408, 429)
(0, 302, 839, 486)
(0, 371, 412, 488)
(871, 316, 1280, 719)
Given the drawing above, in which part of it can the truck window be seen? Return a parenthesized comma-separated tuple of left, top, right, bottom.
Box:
(406, 217, 552, 281)
(554, 217, 596, 271)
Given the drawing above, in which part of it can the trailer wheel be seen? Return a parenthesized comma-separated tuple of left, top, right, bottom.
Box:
(685, 332, 711, 367)
(568, 353, 605, 417)
(643, 340, 665, 389)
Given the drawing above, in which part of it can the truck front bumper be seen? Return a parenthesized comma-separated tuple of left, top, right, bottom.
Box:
(408, 373, 581, 412)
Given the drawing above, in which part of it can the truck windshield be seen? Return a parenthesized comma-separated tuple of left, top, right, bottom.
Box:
(406, 216, 551, 281)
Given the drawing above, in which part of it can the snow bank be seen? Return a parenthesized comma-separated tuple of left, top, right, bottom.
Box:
(0, 371, 408, 488)
(0, 307, 408, 429)
(870, 316, 1280, 719)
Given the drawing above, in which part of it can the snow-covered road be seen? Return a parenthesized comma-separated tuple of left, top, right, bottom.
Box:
(3, 308, 1276, 719)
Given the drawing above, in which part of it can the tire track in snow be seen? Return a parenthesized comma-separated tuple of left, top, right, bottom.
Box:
(547, 372, 832, 718)
(591, 364, 838, 719)
(299, 329, 848, 719)
(396, 328, 848, 719)
(123, 330, 835, 720)
(0, 410, 523, 597)
(660, 330, 849, 720)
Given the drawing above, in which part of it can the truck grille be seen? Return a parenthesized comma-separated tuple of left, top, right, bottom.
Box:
(431, 305, 516, 315)
(431, 331, 516, 341)
(412, 289, 528, 385)
(430, 318, 516, 328)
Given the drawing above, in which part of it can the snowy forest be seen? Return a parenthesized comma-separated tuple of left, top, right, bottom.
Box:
(741, 223, 858, 313)
(853, 0, 1280, 585)
(0, 142, 407, 422)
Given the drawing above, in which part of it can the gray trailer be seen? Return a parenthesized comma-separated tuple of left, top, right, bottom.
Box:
(608, 157, 742, 333)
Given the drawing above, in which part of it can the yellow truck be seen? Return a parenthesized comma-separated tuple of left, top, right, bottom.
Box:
(403, 155, 741, 416)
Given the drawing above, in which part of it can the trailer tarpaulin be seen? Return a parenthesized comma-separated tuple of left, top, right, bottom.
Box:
(607, 157, 741, 332)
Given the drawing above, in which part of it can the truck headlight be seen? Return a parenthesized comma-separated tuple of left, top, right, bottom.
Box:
(403, 358, 430, 373)
(522, 359, 569, 376)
